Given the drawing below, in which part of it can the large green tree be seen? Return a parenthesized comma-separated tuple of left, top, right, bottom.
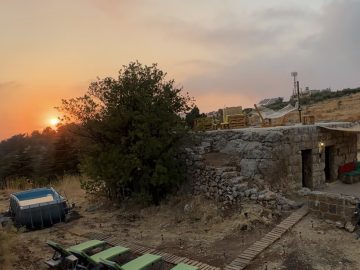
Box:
(59, 62, 192, 203)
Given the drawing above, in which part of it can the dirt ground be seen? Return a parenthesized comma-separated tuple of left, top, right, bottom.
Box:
(324, 180, 360, 197)
(248, 214, 360, 270)
(0, 179, 359, 270)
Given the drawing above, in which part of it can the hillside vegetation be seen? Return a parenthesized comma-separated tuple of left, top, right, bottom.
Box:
(285, 91, 360, 123)
(262, 87, 360, 124)
(266, 87, 360, 111)
(0, 124, 79, 188)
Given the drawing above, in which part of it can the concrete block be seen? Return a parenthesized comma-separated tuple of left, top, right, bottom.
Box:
(337, 206, 345, 217)
(328, 204, 337, 214)
(344, 207, 355, 218)
(326, 194, 340, 205)
(323, 212, 340, 221)
(319, 202, 329, 212)
(308, 200, 319, 210)
(336, 198, 344, 206)
(308, 191, 321, 200)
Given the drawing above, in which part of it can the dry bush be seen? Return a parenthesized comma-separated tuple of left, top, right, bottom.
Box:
(1, 177, 33, 192)
(138, 193, 274, 230)
(165, 195, 221, 225)
(183, 195, 222, 223)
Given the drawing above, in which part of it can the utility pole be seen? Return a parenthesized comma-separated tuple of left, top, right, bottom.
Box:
(291, 72, 298, 97)
(297, 81, 302, 123)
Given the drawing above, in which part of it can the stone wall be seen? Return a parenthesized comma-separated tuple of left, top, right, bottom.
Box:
(307, 191, 359, 222)
(185, 123, 357, 206)
(187, 164, 300, 210)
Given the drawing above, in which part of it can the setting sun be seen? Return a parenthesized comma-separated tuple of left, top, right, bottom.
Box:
(49, 118, 60, 127)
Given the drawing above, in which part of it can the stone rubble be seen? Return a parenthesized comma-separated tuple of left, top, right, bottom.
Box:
(188, 162, 301, 211)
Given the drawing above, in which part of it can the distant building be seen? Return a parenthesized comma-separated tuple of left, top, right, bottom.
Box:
(301, 87, 311, 97)
(321, 88, 331, 93)
(296, 87, 331, 97)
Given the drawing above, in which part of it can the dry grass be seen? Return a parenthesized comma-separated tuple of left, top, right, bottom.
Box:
(286, 92, 360, 123)
(0, 176, 85, 270)
(53, 175, 86, 203)
(0, 175, 86, 209)
(1, 178, 33, 194)
(114, 194, 275, 247)
(1, 175, 83, 194)
(0, 228, 16, 270)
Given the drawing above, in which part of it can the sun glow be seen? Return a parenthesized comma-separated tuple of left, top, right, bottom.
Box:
(49, 118, 60, 127)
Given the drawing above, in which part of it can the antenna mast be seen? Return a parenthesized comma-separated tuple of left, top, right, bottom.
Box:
(291, 72, 298, 97)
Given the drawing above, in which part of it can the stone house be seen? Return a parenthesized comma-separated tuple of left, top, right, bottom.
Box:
(186, 122, 358, 201)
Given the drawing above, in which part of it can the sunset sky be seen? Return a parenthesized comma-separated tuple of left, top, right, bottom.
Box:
(1, 0, 360, 139)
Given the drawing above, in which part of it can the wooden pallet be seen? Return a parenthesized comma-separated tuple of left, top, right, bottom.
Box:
(224, 207, 308, 270)
(227, 115, 246, 129)
(302, 115, 315, 125)
(194, 117, 214, 131)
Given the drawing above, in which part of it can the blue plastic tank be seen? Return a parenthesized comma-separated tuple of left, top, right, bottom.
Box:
(9, 187, 69, 228)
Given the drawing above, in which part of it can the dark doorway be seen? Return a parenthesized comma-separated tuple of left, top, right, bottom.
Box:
(302, 149, 312, 188)
(325, 146, 335, 182)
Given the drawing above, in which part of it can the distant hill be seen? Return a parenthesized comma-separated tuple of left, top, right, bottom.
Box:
(285, 91, 360, 123)
(257, 87, 360, 123)
(265, 87, 360, 111)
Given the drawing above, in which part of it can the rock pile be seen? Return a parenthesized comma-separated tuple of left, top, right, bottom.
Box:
(188, 155, 301, 211)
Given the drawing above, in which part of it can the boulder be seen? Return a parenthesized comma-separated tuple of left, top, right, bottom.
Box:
(228, 177, 244, 185)
(240, 159, 258, 177)
(184, 204, 192, 213)
(335, 221, 345, 229)
(297, 187, 311, 196)
(345, 221, 356, 233)
(222, 171, 238, 179)
(233, 182, 249, 192)
(263, 190, 277, 201)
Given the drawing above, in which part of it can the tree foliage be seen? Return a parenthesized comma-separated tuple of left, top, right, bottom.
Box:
(59, 62, 192, 203)
(185, 106, 204, 128)
(0, 125, 80, 187)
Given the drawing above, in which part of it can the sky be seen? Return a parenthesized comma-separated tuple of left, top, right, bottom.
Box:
(1, 0, 360, 139)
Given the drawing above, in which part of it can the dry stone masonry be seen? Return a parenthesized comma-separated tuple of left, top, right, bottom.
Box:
(185, 123, 358, 209)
